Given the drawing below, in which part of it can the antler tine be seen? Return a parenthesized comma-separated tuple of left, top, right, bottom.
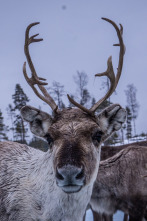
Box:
(67, 94, 92, 115)
(90, 17, 125, 113)
(23, 22, 58, 112)
(90, 56, 115, 112)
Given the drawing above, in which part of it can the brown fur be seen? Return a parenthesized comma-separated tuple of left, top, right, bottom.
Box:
(90, 145, 147, 221)
(88, 142, 147, 221)
(48, 108, 102, 185)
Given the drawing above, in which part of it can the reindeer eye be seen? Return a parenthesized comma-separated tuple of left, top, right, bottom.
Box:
(92, 131, 103, 144)
(44, 133, 53, 146)
(34, 118, 42, 126)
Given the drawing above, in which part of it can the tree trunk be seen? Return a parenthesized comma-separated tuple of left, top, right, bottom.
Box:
(132, 117, 136, 137)
(21, 119, 25, 143)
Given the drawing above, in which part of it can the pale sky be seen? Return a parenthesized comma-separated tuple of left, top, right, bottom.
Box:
(0, 0, 147, 135)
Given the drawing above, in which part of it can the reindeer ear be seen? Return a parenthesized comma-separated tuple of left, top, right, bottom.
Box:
(21, 105, 53, 137)
(96, 104, 126, 141)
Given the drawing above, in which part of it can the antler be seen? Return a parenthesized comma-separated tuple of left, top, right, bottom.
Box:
(68, 18, 125, 115)
(23, 22, 58, 112)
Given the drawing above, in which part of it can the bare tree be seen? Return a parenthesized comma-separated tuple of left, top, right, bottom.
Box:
(125, 84, 139, 137)
(48, 81, 65, 109)
(73, 71, 91, 106)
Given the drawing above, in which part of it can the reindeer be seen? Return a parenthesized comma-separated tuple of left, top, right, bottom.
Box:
(89, 142, 147, 221)
(89, 146, 147, 221)
(86, 144, 129, 221)
(84, 142, 147, 221)
(101, 141, 147, 161)
(0, 18, 126, 221)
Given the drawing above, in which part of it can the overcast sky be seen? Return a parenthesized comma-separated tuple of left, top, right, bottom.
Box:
(0, 0, 147, 135)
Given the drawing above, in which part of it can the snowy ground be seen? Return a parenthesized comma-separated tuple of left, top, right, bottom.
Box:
(85, 209, 124, 221)
(113, 136, 147, 146)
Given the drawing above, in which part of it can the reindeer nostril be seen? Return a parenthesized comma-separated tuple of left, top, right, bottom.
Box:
(56, 168, 64, 180)
(56, 165, 85, 189)
(75, 169, 84, 180)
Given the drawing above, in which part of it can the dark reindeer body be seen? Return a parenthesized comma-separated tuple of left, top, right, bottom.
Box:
(0, 18, 126, 220)
(90, 146, 147, 221)
(101, 140, 147, 161)
(87, 142, 147, 221)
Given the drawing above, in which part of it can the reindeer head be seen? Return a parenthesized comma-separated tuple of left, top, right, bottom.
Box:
(21, 18, 126, 194)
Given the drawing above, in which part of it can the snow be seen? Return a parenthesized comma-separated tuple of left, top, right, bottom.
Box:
(85, 210, 125, 221)
(109, 136, 147, 147)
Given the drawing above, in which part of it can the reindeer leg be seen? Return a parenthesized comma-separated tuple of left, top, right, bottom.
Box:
(129, 202, 146, 221)
(129, 209, 145, 221)
(83, 212, 86, 221)
(123, 213, 129, 221)
(91, 209, 103, 221)
(103, 214, 113, 221)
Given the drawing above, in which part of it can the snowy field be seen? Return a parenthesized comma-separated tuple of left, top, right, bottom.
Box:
(85, 210, 124, 221)
(112, 136, 147, 146)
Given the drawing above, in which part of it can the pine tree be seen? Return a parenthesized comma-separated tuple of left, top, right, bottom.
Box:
(12, 84, 29, 143)
(104, 132, 119, 145)
(120, 124, 126, 144)
(126, 106, 132, 141)
(96, 100, 112, 114)
(29, 136, 48, 152)
(12, 84, 29, 110)
(0, 109, 8, 141)
(125, 84, 139, 136)
(6, 104, 15, 140)
(91, 96, 112, 115)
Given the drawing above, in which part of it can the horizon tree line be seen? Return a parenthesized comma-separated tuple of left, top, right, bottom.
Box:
(0, 72, 143, 146)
